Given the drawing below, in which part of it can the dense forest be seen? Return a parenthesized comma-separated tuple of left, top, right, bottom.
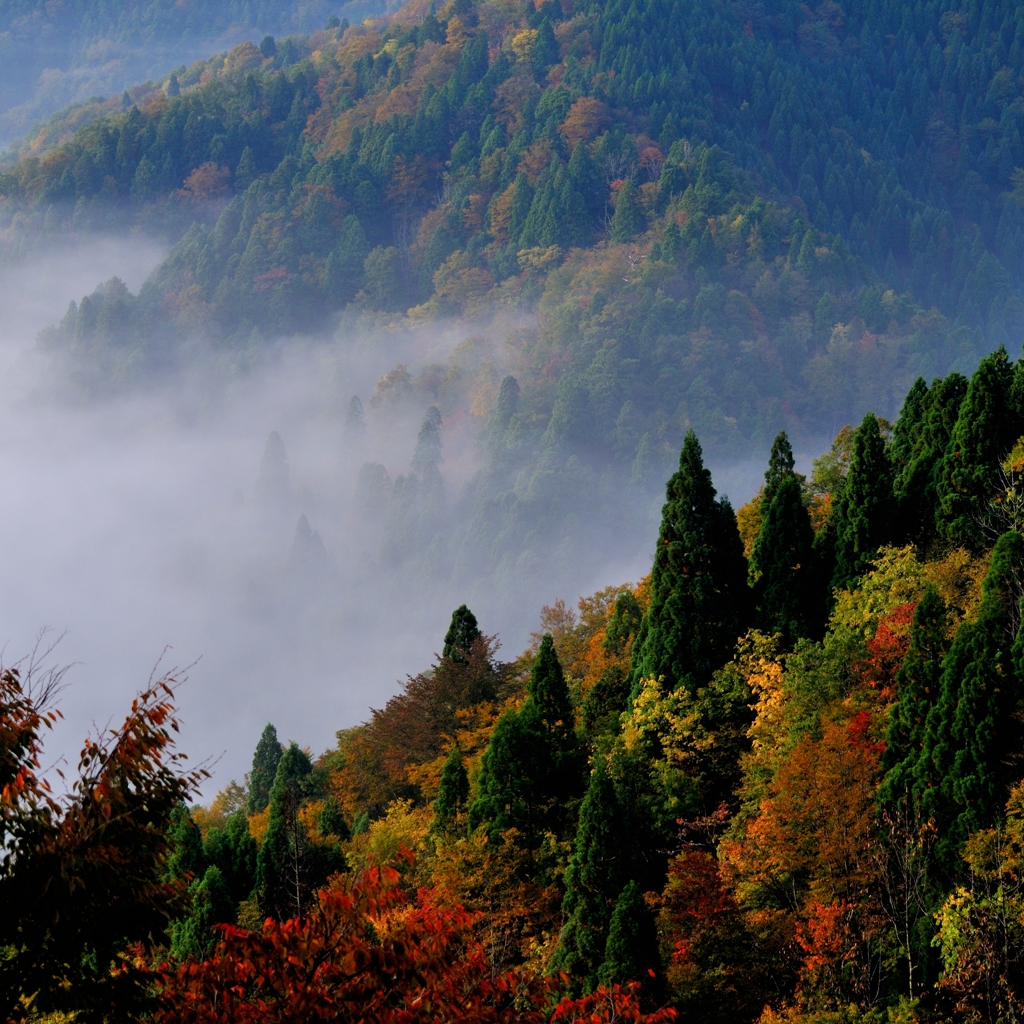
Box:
(10, 348, 1024, 1021)
(0, 0, 389, 147)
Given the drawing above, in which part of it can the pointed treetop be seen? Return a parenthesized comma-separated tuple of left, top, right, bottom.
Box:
(443, 605, 481, 663)
(431, 746, 470, 839)
(529, 633, 573, 728)
(247, 723, 283, 814)
(763, 430, 795, 505)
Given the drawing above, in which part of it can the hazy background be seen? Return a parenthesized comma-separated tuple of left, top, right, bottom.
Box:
(0, 237, 777, 795)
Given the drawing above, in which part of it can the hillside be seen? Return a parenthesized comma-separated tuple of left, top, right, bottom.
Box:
(0, 0, 389, 147)
(11, 350, 1024, 1020)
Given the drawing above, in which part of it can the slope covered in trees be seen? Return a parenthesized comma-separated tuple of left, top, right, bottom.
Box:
(13, 351, 1024, 1019)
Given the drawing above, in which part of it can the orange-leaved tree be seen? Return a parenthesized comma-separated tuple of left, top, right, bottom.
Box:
(0, 661, 206, 1022)
(154, 850, 678, 1024)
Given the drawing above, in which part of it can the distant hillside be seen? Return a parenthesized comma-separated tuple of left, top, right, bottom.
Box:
(0, 0, 389, 147)
(5, 0, 1024, 588)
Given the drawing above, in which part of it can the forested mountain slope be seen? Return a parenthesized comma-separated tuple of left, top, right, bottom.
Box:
(0, 0, 388, 147)
(7, 0, 1024, 601)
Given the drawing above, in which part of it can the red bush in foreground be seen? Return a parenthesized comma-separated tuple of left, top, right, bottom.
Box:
(153, 854, 676, 1024)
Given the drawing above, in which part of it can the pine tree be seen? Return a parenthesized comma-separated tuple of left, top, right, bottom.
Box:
(630, 430, 749, 696)
(248, 723, 283, 815)
(877, 585, 948, 811)
(431, 746, 469, 839)
(597, 879, 661, 991)
(751, 472, 815, 644)
(831, 413, 894, 591)
(610, 179, 644, 243)
(533, 17, 559, 77)
(889, 377, 929, 474)
(550, 759, 624, 989)
(443, 604, 481, 663)
(918, 531, 1024, 872)
(935, 349, 1017, 552)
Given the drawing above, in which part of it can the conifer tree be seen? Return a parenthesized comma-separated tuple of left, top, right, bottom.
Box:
(917, 531, 1024, 872)
(247, 723, 283, 815)
(551, 759, 624, 989)
(830, 413, 894, 591)
(171, 865, 235, 960)
(412, 406, 443, 474)
(597, 879, 661, 992)
(935, 349, 1017, 552)
(602, 591, 643, 658)
(629, 430, 749, 696)
(431, 746, 469, 839)
(877, 585, 948, 812)
(468, 636, 581, 843)
(889, 377, 929, 474)
(166, 805, 207, 882)
(255, 742, 315, 919)
(203, 808, 258, 906)
(610, 179, 644, 243)
(533, 17, 558, 77)
(762, 430, 796, 505)
(442, 604, 481, 663)
(751, 472, 815, 644)
(895, 373, 967, 549)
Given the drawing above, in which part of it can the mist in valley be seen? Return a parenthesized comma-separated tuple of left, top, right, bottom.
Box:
(0, 235, 783, 795)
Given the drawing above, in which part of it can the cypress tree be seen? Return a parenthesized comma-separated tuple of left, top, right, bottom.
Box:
(171, 865, 236, 961)
(412, 406, 443, 474)
(889, 377, 929, 475)
(550, 759, 624, 989)
(935, 349, 1017, 552)
(431, 746, 469, 839)
(629, 430, 749, 696)
(831, 413, 894, 591)
(533, 17, 559, 77)
(166, 806, 207, 882)
(203, 808, 258, 906)
(255, 742, 314, 918)
(762, 430, 796, 505)
(443, 604, 482, 663)
(917, 531, 1024, 871)
(602, 591, 643, 658)
(597, 880, 661, 991)
(468, 636, 582, 843)
(247, 723, 283, 815)
(610, 179, 644, 243)
(877, 585, 948, 812)
(751, 472, 815, 644)
(507, 172, 534, 249)
(895, 373, 968, 549)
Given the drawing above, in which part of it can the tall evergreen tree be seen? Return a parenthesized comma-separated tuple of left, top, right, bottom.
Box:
(533, 17, 558, 77)
(629, 430, 749, 696)
(751, 472, 815, 644)
(255, 742, 317, 919)
(762, 429, 796, 505)
(468, 635, 582, 843)
(602, 591, 643, 658)
(895, 373, 968, 549)
(610, 179, 644, 243)
(247, 723, 283, 815)
(935, 348, 1017, 552)
(597, 879, 661, 992)
(166, 805, 206, 882)
(917, 531, 1024, 872)
(889, 377, 929, 475)
(442, 604, 481, 663)
(203, 808, 258, 906)
(877, 585, 949, 812)
(170, 865, 235, 961)
(830, 413, 894, 591)
(412, 406, 443, 474)
(550, 759, 624, 988)
(431, 746, 469, 839)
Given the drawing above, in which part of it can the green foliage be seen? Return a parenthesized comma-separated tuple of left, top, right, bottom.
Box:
(202, 808, 257, 906)
(430, 746, 469, 839)
(443, 605, 481, 664)
(831, 414, 895, 591)
(936, 349, 1019, 552)
(630, 430, 749, 696)
(551, 758, 625, 989)
(247, 723, 283, 815)
(598, 879, 661, 993)
(919, 531, 1024, 872)
(751, 432, 817, 644)
(171, 865, 236, 961)
(166, 805, 206, 882)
